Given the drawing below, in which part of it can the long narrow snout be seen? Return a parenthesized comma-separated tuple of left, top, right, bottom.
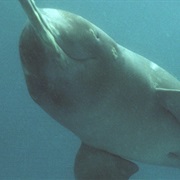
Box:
(18, 0, 61, 55)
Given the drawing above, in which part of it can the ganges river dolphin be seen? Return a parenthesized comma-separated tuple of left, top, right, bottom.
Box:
(18, 0, 180, 179)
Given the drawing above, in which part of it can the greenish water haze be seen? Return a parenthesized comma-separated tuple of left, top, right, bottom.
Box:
(0, 0, 179, 179)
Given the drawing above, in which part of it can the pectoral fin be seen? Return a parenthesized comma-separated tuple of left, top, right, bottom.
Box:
(156, 88, 180, 121)
(74, 143, 138, 180)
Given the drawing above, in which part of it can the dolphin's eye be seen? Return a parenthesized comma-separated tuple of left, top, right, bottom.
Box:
(89, 28, 100, 41)
(95, 32, 100, 40)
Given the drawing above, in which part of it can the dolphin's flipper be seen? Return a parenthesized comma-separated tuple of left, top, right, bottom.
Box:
(156, 88, 180, 121)
(74, 143, 139, 180)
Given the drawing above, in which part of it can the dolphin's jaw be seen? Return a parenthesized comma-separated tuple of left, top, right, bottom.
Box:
(19, 0, 69, 70)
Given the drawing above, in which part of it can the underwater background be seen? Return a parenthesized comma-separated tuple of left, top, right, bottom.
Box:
(0, 0, 180, 179)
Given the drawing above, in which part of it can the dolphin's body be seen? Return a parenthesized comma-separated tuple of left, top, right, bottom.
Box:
(18, 0, 180, 179)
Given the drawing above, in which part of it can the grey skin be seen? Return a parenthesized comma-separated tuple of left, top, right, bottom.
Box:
(18, 0, 180, 179)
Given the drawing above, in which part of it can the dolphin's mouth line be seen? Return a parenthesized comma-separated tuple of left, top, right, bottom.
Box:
(19, 0, 46, 34)
(19, 0, 62, 57)
(19, 0, 94, 62)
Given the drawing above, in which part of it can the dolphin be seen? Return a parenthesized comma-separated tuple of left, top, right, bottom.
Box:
(18, 0, 180, 179)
